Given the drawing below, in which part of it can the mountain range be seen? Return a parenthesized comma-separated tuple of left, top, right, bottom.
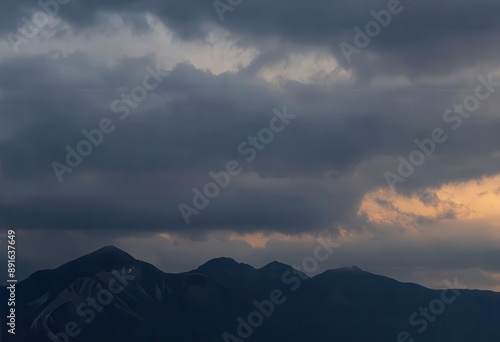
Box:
(1, 246, 499, 341)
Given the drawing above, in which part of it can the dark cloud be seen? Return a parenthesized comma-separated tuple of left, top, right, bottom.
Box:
(1, 49, 500, 235)
(1, 0, 500, 290)
(2, 0, 500, 78)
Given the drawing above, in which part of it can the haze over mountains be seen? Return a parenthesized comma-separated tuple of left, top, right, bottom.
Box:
(1, 246, 499, 341)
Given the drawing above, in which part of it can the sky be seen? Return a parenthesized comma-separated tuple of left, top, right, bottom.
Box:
(0, 0, 499, 291)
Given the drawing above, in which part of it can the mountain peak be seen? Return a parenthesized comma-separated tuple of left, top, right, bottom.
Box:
(263, 260, 286, 267)
(337, 266, 364, 272)
(96, 244, 130, 255)
(55, 245, 136, 275)
(85, 245, 135, 262)
(259, 261, 309, 280)
(196, 257, 256, 275)
(199, 257, 240, 268)
(261, 260, 292, 270)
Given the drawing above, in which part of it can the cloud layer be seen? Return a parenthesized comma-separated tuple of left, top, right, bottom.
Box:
(0, 0, 499, 289)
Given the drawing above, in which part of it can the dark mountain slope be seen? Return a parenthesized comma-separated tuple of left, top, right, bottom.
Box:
(1, 246, 499, 342)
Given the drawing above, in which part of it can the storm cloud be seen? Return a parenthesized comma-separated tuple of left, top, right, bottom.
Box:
(0, 0, 499, 289)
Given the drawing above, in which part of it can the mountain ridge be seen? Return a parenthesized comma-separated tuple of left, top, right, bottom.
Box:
(1, 246, 499, 342)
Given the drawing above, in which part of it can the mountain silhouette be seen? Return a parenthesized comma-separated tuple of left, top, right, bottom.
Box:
(1, 246, 499, 341)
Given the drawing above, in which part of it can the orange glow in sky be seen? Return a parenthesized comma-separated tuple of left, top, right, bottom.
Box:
(358, 174, 500, 230)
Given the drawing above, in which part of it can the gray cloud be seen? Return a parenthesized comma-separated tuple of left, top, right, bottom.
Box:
(2, 0, 500, 78)
(0, 50, 499, 235)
